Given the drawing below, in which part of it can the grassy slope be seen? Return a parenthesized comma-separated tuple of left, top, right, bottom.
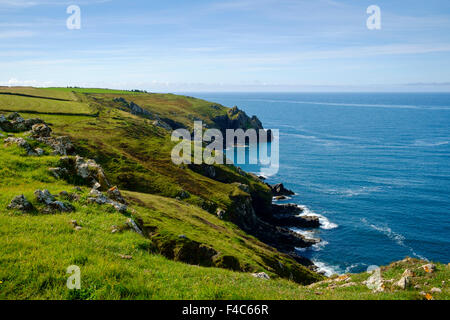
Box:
(0, 87, 448, 300)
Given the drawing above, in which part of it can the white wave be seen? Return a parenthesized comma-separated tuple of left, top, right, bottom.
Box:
(298, 205, 338, 230)
(413, 139, 449, 147)
(312, 260, 343, 277)
(272, 196, 292, 202)
(324, 186, 383, 197)
(290, 228, 318, 241)
(361, 218, 428, 261)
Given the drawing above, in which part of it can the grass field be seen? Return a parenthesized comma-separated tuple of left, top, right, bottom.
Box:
(0, 94, 94, 115)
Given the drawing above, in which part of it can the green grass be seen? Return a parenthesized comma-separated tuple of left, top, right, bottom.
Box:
(0, 94, 93, 115)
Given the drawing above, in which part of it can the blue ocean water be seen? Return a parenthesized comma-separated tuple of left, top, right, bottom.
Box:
(193, 92, 450, 275)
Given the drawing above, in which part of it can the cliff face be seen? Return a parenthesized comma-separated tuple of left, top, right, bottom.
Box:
(213, 106, 263, 131)
(212, 106, 272, 142)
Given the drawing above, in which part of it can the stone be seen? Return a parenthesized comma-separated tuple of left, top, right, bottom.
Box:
(363, 268, 384, 292)
(421, 263, 436, 273)
(34, 189, 56, 204)
(87, 185, 128, 213)
(107, 186, 126, 204)
(394, 276, 410, 290)
(7, 195, 34, 212)
(251, 272, 270, 280)
(273, 195, 288, 201)
(430, 287, 442, 294)
(44, 201, 75, 213)
(69, 220, 78, 227)
(119, 254, 132, 260)
(31, 123, 52, 138)
(216, 208, 226, 219)
(4, 137, 37, 156)
(74, 226, 82, 231)
(35, 148, 44, 156)
(402, 269, 415, 277)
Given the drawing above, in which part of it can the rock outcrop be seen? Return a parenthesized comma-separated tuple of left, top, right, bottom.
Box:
(87, 183, 127, 213)
(7, 195, 34, 212)
(270, 183, 295, 196)
(212, 106, 272, 142)
(34, 189, 75, 213)
(0, 113, 44, 132)
(4, 137, 43, 156)
(55, 156, 111, 189)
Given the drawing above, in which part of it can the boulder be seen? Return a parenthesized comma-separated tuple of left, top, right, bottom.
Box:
(394, 276, 410, 290)
(31, 123, 52, 138)
(7, 195, 34, 212)
(34, 189, 75, 213)
(37, 136, 74, 155)
(251, 272, 270, 280)
(4, 137, 39, 156)
(43, 201, 75, 213)
(87, 185, 128, 213)
(402, 269, 415, 277)
(363, 268, 384, 292)
(56, 156, 110, 189)
(430, 287, 442, 294)
(34, 189, 56, 204)
(421, 263, 436, 273)
(107, 186, 126, 204)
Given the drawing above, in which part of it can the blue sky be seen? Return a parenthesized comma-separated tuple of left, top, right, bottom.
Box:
(1, 0, 450, 92)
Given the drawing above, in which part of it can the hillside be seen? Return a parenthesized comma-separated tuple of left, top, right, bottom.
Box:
(0, 87, 448, 300)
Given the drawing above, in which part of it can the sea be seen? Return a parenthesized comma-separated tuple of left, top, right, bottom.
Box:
(191, 92, 450, 276)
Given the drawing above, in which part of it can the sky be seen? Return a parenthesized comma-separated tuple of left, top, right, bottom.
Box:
(1, 0, 450, 92)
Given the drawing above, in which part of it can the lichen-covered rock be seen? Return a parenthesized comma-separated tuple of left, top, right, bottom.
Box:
(56, 156, 110, 189)
(37, 136, 75, 155)
(34, 189, 55, 204)
(4, 137, 41, 156)
(31, 123, 52, 138)
(107, 186, 126, 204)
(252, 272, 270, 280)
(43, 201, 75, 213)
(394, 276, 410, 290)
(0, 113, 44, 132)
(34, 189, 75, 213)
(7, 195, 34, 212)
(87, 185, 127, 213)
(421, 263, 436, 273)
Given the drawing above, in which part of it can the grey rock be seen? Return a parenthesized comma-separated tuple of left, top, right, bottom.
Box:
(34, 189, 56, 204)
(251, 272, 270, 280)
(7, 195, 34, 212)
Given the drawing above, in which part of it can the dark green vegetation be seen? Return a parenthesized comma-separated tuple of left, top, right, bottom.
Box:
(0, 87, 448, 300)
